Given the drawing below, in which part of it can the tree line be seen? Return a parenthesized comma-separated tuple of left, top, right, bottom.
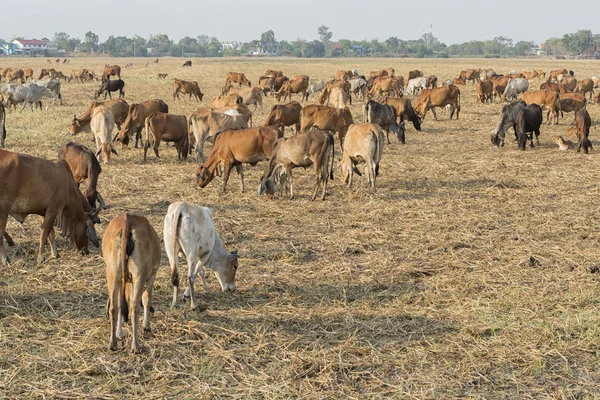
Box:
(3, 28, 598, 58)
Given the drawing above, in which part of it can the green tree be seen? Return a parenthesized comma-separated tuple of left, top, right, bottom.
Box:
(260, 30, 276, 46)
(303, 40, 325, 57)
(562, 30, 592, 54)
(318, 25, 333, 56)
(53, 32, 71, 50)
(514, 41, 534, 56)
(148, 34, 172, 56)
(81, 31, 99, 53)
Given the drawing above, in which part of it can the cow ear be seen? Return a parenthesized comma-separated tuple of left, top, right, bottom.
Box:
(87, 225, 99, 247)
(228, 251, 240, 260)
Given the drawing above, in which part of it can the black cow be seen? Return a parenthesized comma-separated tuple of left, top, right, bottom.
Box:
(364, 100, 406, 144)
(491, 100, 526, 147)
(183, 60, 192, 67)
(516, 104, 543, 150)
(95, 79, 125, 100)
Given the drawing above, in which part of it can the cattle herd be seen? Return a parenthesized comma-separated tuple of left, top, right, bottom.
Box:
(0, 60, 597, 354)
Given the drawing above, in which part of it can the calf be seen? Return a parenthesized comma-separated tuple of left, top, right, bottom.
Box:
(164, 202, 239, 312)
(574, 107, 592, 154)
(157, 73, 168, 79)
(143, 112, 189, 162)
(183, 60, 192, 67)
(91, 106, 118, 163)
(553, 136, 576, 151)
(265, 101, 302, 134)
(172, 79, 203, 101)
(104, 214, 161, 354)
(516, 104, 543, 150)
(188, 109, 248, 162)
(476, 80, 493, 103)
(258, 130, 335, 201)
(95, 79, 125, 100)
(340, 123, 384, 189)
(196, 127, 282, 192)
(491, 100, 526, 147)
(364, 100, 406, 144)
(58, 142, 105, 208)
(116, 99, 168, 148)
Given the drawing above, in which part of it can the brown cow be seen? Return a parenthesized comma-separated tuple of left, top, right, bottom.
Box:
(490, 75, 510, 101)
(540, 81, 569, 93)
(334, 70, 349, 81)
(508, 73, 525, 79)
(458, 69, 480, 84)
(209, 94, 243, 109)
(265, 101, 302, 134)
(414, 85, 461, 120)
(188, 109, 249, 162)
(560, 75, 577, 92)
(0, 102, 5, 148)
(574, 107, 592, 154)
(574, 78, 594, 100)
(275, 76, 309, 103)
(258, 130, 335, 200)
(369, 76, 402, 98)
(534, 69, 546, 80)
(299, 105, 354, 149)
(196, 127, 282, 192)
(103, 65, 121, 81)
(157, 73, 168, 79)
(225, 72, 251, 87)
(548, 68, 568, 82)
(173, 79, 204, 101)
(557, 93, 586, 122)
(407, 69, 424, 84)
(369, 70, 388, 80)
(522, 71, 539, 81)
(143, 113, 189, 162)
(116, 100, 168, 148)
(382, 97, 422, 131)
(9, 69, 24, 83)
(521, 90, 561, 125)
(0, 148, 101, 266)
(70, 99, 129, 135)
(475, 80, 493, 103)
(319, 80, 351, 107)
(258, 76, 275, 95)
(594, 91, 600, 105)
(340, 123, 385, 189)
(23, 68, 34, 81)
(103, 213, 161, 354)
(58, 142, 105, 209)
(227, 87, 264, 111)
(265, 70, 283, 78)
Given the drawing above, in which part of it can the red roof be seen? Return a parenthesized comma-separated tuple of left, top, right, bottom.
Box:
(14, 40, 46, 45)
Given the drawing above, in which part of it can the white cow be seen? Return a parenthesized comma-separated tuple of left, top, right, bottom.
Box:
(2, 82, 54, 112)
(307, 80, 325, 99)
(503, 78, 529, 101)
(405, 77, 428, 95)
(349, 78, 368, 100)
(164, 202, 239, 311)
(90, 106, 117, 163)
(31, 79, 62, 105)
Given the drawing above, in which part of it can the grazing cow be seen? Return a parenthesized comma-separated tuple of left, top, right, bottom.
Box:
(490, 75, 510, 101)
(299, 105, 354, 149)
(143, 113, 189, 162)
(116, 100, 169, 148)
(548, 68, 568, 82)
(265, 101, 302, 134)
(58, 142, 105, 208)
(364, 100, 406, 144)
(32, 79, 62, 105)
(319, 80, 351, 106)
(9, 69, 25, 83)
(37, 68, 54, 80)
(475, 80, 493, 103)
(382, 97, 422, 131)
(515, 104, 543, 150)
(275, 76, 309, 103)
(522, 71, 539, 81)
(459, 69, 480, 84)
(553, 136, 575, 150)
(209, 94, 243, 109)
(258, 76, 275, 94)
(560, 75, 577, 92)
(272, 76, 289, 93)
(326, 86, 350, 108)
(258, 130, 334, 200)
(95, 79, 125, 100)
(574, 78, 594, 100)
(307, 80, 326, 99)
(225, 72, 251, 87)
(558, 93, 586, 122)
(50, 70, 68, 82)
(172, 79, 203, 101)
(104, 214, 161, 354)
(91, 106, 118, 163)
(196, 126, 282, 192)
(405, 77, 428, 96)
(23, 68, 34, 81)
(188, 109, 248, 162)
(164, 202, 239, 312)
(183, 60, 192, 67)
(534, 69, 545, 80)
(70, 99, 129, 135)
(540, 81, 569, 93)
(157, 73, 168, 79)
(349, 78, 368, 100)
(491, 100, 526, 147)
(265, 70, 283, 78)
(340, 123, 385, 189)
(574, 107, 592, 154)
(211, 104, 253, 126)
(102, 65, 121, 81)
(414, 85, 461, 120)
(3, 82, 53, 112)
(0, 103, 5, 148)
(369, 76, 402, 98)
(426, 75, 438, 89)
(0, 148, 101, 266)
(228, 86, 264, 111)
(503, 78, 529, 101)
(521, 90, 562, 125)
(334, 70, 349, 81)
(480, 69, 497, 81)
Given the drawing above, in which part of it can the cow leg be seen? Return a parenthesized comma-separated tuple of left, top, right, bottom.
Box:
(38, 211, 57, 264)
(153, 140, 161, 159)
(235, 164, 245, 192)
(47, 227, 59, 259)
(129, 279, 144, 353)
(108, 281, 121, 350)
(286, 165, 294, 200)
(135, 127, 143, 149)
(386, 131, 391, 145)
(431, 107, 438, 121)
(0, 213, 9, 267)
(221, 163, 233, 193)
(198, 263, 209, 292)
(142, 275, 155, 332)
(4, 232, 14, 247)
(186, 249, 201, 311)
(311, 163, 322, 202)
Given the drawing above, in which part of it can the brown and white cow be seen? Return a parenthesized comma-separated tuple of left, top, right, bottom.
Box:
(196, 127, 282, 192)
(164, 202, 239, 312)
(227, 87, 264, 112)
(104, 213, 161, 354)
(70, 99, 129, 135)
(188, 109, 249, 162)
(173, 79, 204, 101)
(91, 106, 118, 163)
(143, 113, 189, 162)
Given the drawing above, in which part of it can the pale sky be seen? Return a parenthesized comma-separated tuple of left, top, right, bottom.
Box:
(1, 0, 593, 45)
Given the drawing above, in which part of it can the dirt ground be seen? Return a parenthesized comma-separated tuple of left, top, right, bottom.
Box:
(1, 56, 600, 399)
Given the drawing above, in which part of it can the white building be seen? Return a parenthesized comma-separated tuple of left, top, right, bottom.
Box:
(11, 39, 48, 53)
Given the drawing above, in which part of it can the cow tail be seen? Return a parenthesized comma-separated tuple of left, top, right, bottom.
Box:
(120, 214, 134, 322)
(328, 133, 335, 180)
(375, 128, 384, 175)
(364, 101, 371, 123)
(170, 205, 183, 287)
(145, 114, 154, 146)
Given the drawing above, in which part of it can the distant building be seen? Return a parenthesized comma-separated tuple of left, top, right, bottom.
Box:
(0, 42, 17, 55)
(221, 41, 237, 51)
(331, 43, 343, 55)
(12, 39, 48, 53)
(531, 46, 545, 56)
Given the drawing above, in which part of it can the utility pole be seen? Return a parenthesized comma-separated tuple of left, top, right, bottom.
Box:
(133, 41, 136, 57)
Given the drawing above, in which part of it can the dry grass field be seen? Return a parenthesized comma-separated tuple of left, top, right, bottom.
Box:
(1, 56, 600, 399)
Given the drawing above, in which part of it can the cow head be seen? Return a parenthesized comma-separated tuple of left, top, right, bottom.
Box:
(66, 194, 103, 255)
(518, 132, 530, 151)
(115, 128, 130, 147)
(196, 165, 215, 188)
(213, 251, 239, 292)
(394, 121, 406, 144)
(70, 115, 82, 135)
(491, 133, 503, 147)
